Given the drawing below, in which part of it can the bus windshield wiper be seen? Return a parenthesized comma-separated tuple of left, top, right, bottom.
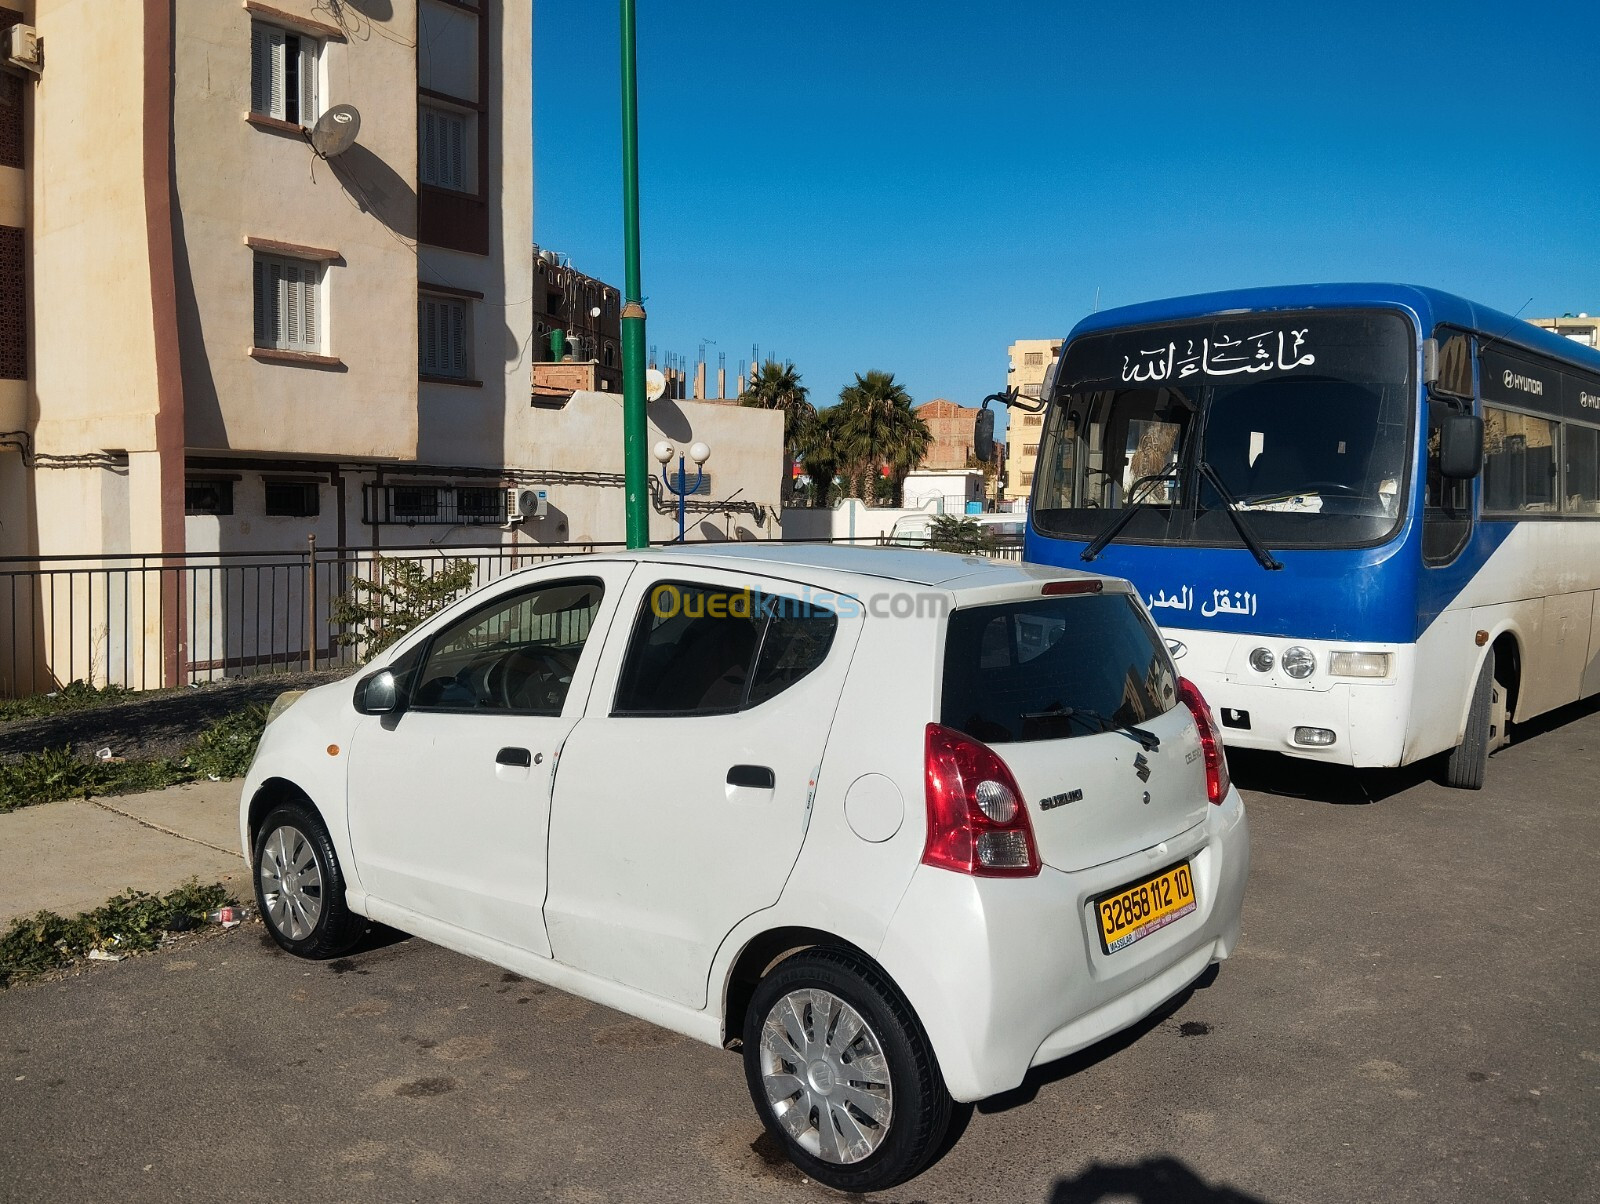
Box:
(1198, 462, 1284, 572)
(1018, 703, 1160, 751)
(1079, 470, 1178, 563)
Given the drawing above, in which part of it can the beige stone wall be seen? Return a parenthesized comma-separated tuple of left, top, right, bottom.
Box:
(172, 0, 420, 460)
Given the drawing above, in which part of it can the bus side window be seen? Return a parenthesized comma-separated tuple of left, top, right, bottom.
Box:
(1424, 401, 1471, 565)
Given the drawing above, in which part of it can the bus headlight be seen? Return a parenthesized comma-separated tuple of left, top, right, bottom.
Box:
(1329, 651, 1392, 678)
(1248, 647, 1275, 673)
(1282, 646, 1316, 679)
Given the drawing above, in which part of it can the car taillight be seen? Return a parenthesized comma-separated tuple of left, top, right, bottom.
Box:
(1178, 678, 1230, 805)
(923, 723, 1041, 878)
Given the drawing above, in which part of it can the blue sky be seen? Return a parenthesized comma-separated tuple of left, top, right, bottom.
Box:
(533, 2, 1600, 426)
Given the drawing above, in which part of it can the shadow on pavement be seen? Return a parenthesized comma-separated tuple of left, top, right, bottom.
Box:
(976, 964, 1219, 1114)
(1049, 1155, 1269, 1203)
(1226, 748, 1433, 805)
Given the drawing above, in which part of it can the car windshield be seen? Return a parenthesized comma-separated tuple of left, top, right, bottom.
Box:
(1032, 310, 1414, 550)
(940, 593, 1177, 744)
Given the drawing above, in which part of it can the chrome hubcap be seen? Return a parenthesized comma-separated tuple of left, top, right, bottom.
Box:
(759, 988, 893, 1165)
(260, 824, 324, 941)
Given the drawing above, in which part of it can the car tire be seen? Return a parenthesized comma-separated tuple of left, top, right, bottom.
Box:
(1445, 649, 1499, 791)
(742, 947, 952, 1192)
(253, 801, 364, 959)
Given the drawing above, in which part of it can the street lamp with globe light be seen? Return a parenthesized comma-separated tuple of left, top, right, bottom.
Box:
(654, 440, 710, 543)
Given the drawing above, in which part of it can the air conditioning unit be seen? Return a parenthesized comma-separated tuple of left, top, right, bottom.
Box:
(508, 487, 548, 520)
(4, 24, 41, 73)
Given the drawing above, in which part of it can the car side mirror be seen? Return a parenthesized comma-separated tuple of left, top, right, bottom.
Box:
(1440, 413, 1484, 479)
(355, 669, 399, 715)
(974, 408, 995, 463)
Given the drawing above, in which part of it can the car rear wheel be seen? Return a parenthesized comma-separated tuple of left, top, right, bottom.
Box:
(742, 948, 951, 1192)
(253, 802, 363, 959)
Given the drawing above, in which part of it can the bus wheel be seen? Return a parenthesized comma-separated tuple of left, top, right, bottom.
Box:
(1445, 650, 1499, 790)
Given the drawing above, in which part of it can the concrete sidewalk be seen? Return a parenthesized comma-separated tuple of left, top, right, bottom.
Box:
(0, 781, 248, 924)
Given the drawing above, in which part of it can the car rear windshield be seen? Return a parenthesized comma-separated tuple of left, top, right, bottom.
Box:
(940, 593, 1177, 744)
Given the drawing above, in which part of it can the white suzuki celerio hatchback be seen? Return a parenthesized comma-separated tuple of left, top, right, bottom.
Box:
(242, 544, 1248, 1191)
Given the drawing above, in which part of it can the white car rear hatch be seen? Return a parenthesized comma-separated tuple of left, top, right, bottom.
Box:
(936, 580, 1209, 874)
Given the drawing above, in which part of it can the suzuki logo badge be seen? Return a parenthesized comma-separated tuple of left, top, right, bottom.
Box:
(1134, 752, 1151, 783)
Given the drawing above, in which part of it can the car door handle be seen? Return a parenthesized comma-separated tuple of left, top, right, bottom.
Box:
(496, 746, 532, 768)
(727, 764, 775, 789)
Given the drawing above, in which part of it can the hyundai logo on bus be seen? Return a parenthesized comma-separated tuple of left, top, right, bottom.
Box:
(1581, 391, 1600, 410)
(1503, 368, 1546, 396)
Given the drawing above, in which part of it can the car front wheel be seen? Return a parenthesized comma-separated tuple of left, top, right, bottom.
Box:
(253, 801, 363, 959)
(742, 948, 951, 1192)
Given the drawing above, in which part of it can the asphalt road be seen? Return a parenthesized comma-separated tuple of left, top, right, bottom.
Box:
(3, 702, 1598, 1204)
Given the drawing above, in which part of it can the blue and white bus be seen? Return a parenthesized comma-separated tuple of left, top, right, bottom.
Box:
(1018, 284, 1600, 787)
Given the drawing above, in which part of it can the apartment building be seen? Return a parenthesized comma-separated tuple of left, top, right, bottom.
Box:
(1003, 337, 1061, 499)
(1528, 314, 1598, 349)
(0, 2, 782, 693)
(912, 398, 979, 470)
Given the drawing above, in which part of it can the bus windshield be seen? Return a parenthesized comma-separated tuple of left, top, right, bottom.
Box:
(1032, 310, 1415, 550)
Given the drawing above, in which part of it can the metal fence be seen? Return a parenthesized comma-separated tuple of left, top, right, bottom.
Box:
(0, 534, 1026, 698)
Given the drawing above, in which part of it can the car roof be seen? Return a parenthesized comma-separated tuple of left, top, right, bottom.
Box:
(605, 542, 1106, 592)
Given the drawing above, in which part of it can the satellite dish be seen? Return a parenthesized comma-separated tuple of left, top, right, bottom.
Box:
(310, 104, 362, 158)
(645, 368, 667, 402)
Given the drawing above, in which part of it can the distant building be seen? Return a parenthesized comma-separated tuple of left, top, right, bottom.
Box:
(1528, 314, 1599, 349)
(531, 246, 622, 396)
(1004, 338, 1062, 500)
(914, 398, 980, 470)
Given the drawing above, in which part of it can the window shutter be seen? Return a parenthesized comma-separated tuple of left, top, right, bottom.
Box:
(269, 261, 285, 347)
(250, 26, 267, 114)
(421, 109, 437, 185)
(448, 116, 464, 189)
(267, 29, 286, 120)
(252, 257, 266, 345)
(450, 302, 465, 373)
(301, 264, 317, 350)
(300, 37, 317, 124)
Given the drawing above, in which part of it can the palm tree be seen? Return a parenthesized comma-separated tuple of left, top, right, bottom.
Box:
(740, 360, 815, 502)
(796, 406, 842, 509)
(831, 370, 932, 506)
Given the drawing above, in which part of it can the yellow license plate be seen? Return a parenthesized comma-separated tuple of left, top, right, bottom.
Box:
(1094, 861, 1197, 954)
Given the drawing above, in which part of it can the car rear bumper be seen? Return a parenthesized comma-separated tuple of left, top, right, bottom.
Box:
(875, 786, 1249, 1103)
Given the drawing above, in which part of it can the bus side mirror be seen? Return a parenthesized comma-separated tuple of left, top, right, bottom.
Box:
(1440, 413, 1484, 479)
(974, 408, 995, 463)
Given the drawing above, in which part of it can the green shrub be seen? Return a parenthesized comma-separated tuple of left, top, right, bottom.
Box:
(185, 704, 268, 780)
(0, 879, 235, 988)
(925, 514, 998, 555)
(331, 555, 479, 656)
(0, 679, 131, 722)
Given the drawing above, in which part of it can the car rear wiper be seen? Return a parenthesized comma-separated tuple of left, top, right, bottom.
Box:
(1198, 461, 1283, 572)
(1079, 469, 1178, 563)
(1019, 704, 1160, 751)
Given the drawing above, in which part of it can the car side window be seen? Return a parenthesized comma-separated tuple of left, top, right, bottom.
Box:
(411, 578, 604, 715)
(614, 581, 838, 715)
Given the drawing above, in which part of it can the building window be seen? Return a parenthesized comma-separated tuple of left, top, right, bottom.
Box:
(250, 23, 319, 126)
(1024, 351, 1044, 366)
(419, 294, 471, 379)
(419, 104, 474, 191)
(1024, 443, 1040, 456)
(0, 225, 23, 380)
(185, 479, 234, 516)
(253, 254, 322, 353)
(264, 481, 320, 517)
(365, 484, 506, 525)
(1023, 414, 1043, 427)
(1020, 473, 1034, 486)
